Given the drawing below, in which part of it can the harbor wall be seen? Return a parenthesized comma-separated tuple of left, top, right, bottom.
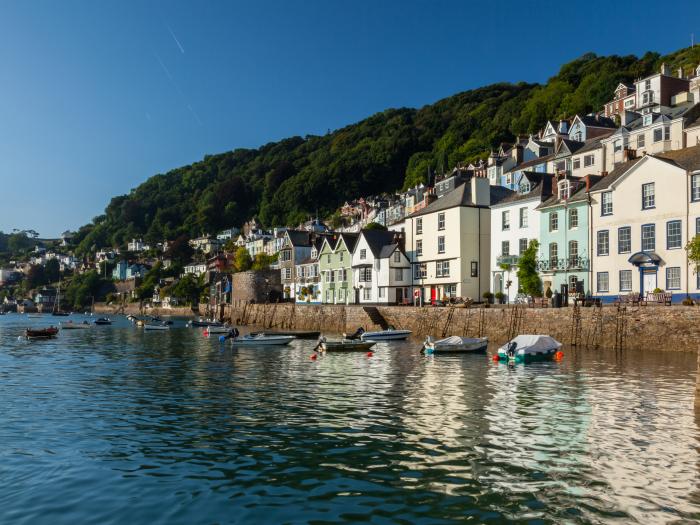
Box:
(223, 301, 700, 353)
(93, 303, 196, 318)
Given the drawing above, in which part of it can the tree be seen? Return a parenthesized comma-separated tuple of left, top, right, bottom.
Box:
(64, 271, 103, 309)
(170, 274, 203, 305)
(45, 258, 60, 283)
(233, 247, 252, 272)
(25, 265, 47, 290)
(137, 263, 162, 300)
(364, 222, 387, 231)
(165, 235, 194, 266)
(686, 234, 700, 273)
(517, 239, 542, 297)
(251, 252, 277, 271)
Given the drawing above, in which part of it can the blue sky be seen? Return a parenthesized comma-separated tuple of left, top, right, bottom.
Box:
(1, 0, 699, 237)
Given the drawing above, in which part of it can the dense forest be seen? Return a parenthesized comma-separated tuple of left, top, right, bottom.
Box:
(73, 46, 700, 255)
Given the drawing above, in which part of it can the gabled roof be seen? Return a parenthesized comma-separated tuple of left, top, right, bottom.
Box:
(509, 153, 554, 173)
(491, 172, 553, 206)
(335, 232, 359, 253)
(587, 158, 643, 193)
(655, 144, 700, 171)
(573, 133, 613, 155)
(361, 230, 398, 258)
(536, 175, 604, 209)
(573, 114, 617, 129)
(555, 138, 585, 157)
(285, 230, 311, 247)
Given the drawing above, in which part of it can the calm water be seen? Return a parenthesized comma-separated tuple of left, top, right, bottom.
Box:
(0, 314, 699, 524)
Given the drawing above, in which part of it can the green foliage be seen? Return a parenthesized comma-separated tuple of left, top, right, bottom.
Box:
(25, 265, 47, 290)
(364, 222, 388, 231)
(686, 234, 700, 272)
(517, 240, 542, 297)
(137, 263, 162, 300)
(251, 252, 277, 271)
(45, 258, 60, 283)
(233, 247, 253, 273)
(71, 47, 700, 247)
(169, 274, 204, 305)
(63, 271, 103, 309)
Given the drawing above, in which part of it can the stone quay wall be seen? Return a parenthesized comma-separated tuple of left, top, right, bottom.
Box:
(222, 301, 700, 353)
(94, 303, 197, 318)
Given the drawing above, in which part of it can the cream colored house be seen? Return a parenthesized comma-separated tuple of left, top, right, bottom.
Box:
(405, 177, 510, 303)
(588, 145, 700, 302)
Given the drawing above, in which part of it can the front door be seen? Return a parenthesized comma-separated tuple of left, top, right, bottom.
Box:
(396, 288, 403, 305)
(430, 286, 437, 303)
(642, 270, 657, 295)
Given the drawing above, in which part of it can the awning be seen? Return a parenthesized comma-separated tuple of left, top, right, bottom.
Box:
(627, 251, 662, 266)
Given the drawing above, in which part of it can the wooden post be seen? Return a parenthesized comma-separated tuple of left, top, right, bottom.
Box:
(695, 349, 700, 409)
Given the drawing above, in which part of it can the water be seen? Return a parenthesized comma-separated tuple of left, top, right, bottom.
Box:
(1, 314, 699, 524)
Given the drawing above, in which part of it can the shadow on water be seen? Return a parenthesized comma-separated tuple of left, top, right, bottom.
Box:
(0, 314, 698, 524)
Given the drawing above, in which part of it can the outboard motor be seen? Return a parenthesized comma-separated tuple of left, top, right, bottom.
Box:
(507, 341, 518, 360)
(344, 327, 365, 340)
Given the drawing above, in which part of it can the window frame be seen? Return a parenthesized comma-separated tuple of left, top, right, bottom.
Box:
(501, 240, 510, 257)
(437, 236, 445, 254)
(666, 267, 681, 290)
(549, 212, 559, 232)
(519, 207, 528, 228)
(437, 212, 445, 231)
(568, 208, 579, 229)
(597, 272, 609, 293)
(597, 230, 610, 256)
(666, 220, 682, 250)
(416, 217, 423, 235)
(601, 192, 613, 216)
(691, 174, 700, 202)
(619, 270, 632, 292)
(641, 223, 656, 252)
(502, 210, 510, 231)
(618, 226, 631, 254)
(642, 183, 655, 210)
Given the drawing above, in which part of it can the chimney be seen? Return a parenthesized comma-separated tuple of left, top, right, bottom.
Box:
(512, 144, 524, 164)
(471, 175, 490, 206)
(600, 170, 609, 177)
(678, 67, 684, 79)
(623, 148, 637, 162)
(661, 62, 671, 76)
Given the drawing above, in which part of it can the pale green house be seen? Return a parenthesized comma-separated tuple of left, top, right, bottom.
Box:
(318, 233, 358, 304)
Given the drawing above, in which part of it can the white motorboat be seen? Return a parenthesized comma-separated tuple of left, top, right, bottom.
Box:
(204, 325, 233, 335)
(144, 323, 170, 331)
(360, 328, 411, 341)
(423, 335, 488, 354)
(231, 334, 294, 346)
(497, 335, 562, 363)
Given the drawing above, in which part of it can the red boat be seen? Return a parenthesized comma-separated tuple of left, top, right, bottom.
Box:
(25, 327, 59, 339)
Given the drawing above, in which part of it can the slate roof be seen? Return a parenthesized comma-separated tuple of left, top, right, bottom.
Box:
(586, 158, 643, 193)
(536, 174, 605, 209)
(556, 138, 585, 156)
(577, 115, 617, 128)
(509, 153, 554, 172)
(361, 230, 398, 258)
(286, 230, 311, 247)
(655, 144, 700, 171)
(491, 172, 553, 206)
(337, 232, 359, 253)
(574, 133, 613, 155)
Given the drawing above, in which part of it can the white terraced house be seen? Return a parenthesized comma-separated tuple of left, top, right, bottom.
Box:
(351, 230, 411, 305)
(588, 144, 700, 302)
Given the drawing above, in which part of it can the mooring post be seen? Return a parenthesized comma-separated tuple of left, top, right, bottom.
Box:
(695, 348, 700, 409)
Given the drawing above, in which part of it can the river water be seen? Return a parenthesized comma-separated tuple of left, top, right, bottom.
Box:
(1, 314, 698, 524)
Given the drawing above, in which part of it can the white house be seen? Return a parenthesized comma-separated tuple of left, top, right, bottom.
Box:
(489, 172, 553, 302)
(588, 144, 700, 302)
(128, 238, 150, 252)
(351, 230, 411, 305)
(405, 176, 510, 303)
(183, 262, 207, 277)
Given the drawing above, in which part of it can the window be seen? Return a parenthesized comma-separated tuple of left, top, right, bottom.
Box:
(436, 260, 450, 278)
(664, 126, 670, 141)
(573, 158, 580, 170)
(569, 240, 578, 261)
(326, 290, 331, 302)
(501, 241, 510, 257)
(601, 192, 613, 216)
(360, 249, 367, 260)
(437, 236, 445, 254)
(549, 243, 558, 267)
(653, 128, 663, 143)
(642, 224, 655, 251)
(597, 272, 609, 293)
(519, 207, 528, 228)
(281, 250, 292, 262)
(667, 220, 682, 249)
(471, 261, 478, 277)
(416, 218, 423, 235)
(416, 240, 423, 256)
(584, 154, 595, 167)
(619, 270, 632, 292)
(614, 140, 622, 152)
(394, 251, 401, 263)
(697, 217, 700, 235)
(549, 212, 559, 232)
(395, 268, 403, 281)
(339, 251, 344, 262)
(666, 267, 681, 290)
(618, 226, 631, 253)
(283, 268, 292, 280)
(692, 174, 700, 202)
(569, 208, 578, 229)
(445, 284, 457, 297)
(414, 263, 427, 279)
(378, 287, 384, 299)
(519, 238, 528, 255)
(437, 213, 445, 230)
(642, 183, 655, 209)
(597, 230, 609, 256)
(637, 134, 645, 148)
(502, 210, 510, 231)
(359, 267, 372, 282)
(363, 288, 371, 300)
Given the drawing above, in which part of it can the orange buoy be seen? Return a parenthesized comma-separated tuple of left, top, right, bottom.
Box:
(366, 351, 373, 357)
(310, 354, 318, 360)
(203, 330, 209, 337)
(492, 354, 499, 362)
(555, 351, 564, 360)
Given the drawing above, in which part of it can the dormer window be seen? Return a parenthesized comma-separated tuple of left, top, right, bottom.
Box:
(643, 114, 652, 126)
(558, 180, 571, 200)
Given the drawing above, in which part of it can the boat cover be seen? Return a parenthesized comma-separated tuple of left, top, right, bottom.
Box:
(434, 336, 482, 345)
(499, 335, 561, 353)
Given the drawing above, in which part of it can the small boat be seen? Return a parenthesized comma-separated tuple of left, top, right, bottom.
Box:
(360, 327, 412, 341)
(149, 316, 173, 325)
(251, 330, 320, 339)
(188, 319, 222, 328)
(25, 327, 59, 339)
(497, 335, 562, 363)
(94, 318, 112, 325)
(230, 334, 294, 346)
(52, 311, 71, 317)
(318, 338, 376, 352)
(204, 325, 233, 335)
(144, 323, 170, 331)
(422, 335, 488, 354)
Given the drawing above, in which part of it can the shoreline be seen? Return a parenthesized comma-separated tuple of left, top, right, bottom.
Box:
(92, 303, 197, 318)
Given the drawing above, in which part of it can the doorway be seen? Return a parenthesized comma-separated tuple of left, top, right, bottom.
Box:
(642, 270, 657, 295)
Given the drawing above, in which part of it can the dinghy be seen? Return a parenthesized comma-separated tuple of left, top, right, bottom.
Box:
(25, 327, 59, 339)
(230, 334, 294, 346)
(94, 318, 112, 325)
(318, 338, 376, 352)
(60, 320, 91, 330)
(360, 327, 411, 341)
(204, 325, 233, 335)
(250, 330, 320, 339)
(422, 335, 488, 354)
(497, 335, 562, 363)
(188, 319, 222, 328)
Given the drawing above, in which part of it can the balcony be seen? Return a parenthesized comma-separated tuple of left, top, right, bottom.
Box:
(537, 256, 589, 272)
(496, 255, 520, 267)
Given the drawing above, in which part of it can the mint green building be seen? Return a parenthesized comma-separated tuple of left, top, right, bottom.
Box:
(318, 233, 358, 304)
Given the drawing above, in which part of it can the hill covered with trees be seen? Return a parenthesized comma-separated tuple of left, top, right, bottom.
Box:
(74, 46, 700, 254)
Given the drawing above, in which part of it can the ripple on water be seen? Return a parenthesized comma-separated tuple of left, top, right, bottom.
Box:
(0, 315, 699, 524)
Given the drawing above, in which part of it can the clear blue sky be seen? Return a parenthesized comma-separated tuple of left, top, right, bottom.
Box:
(1, 0, 699, 237)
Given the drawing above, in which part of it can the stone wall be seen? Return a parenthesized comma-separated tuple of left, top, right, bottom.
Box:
(231, 270, 282, 303)
(223, 302, 700, 353)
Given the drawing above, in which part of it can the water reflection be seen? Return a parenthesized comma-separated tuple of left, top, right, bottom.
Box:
(0, 314, 698, 524)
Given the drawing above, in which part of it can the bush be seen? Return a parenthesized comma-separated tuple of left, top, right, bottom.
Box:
(682, 297, 694, 306)
(653, 287, 663, 294)
(482, 291, 493, 300)
(545, 286, 553, 298)
(495, 292, 505, 300)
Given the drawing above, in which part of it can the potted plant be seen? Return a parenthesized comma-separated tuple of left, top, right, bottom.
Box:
(482, 291, 494, 304)
(494, 291, 505, 304)
(653, 287, 663, 294)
